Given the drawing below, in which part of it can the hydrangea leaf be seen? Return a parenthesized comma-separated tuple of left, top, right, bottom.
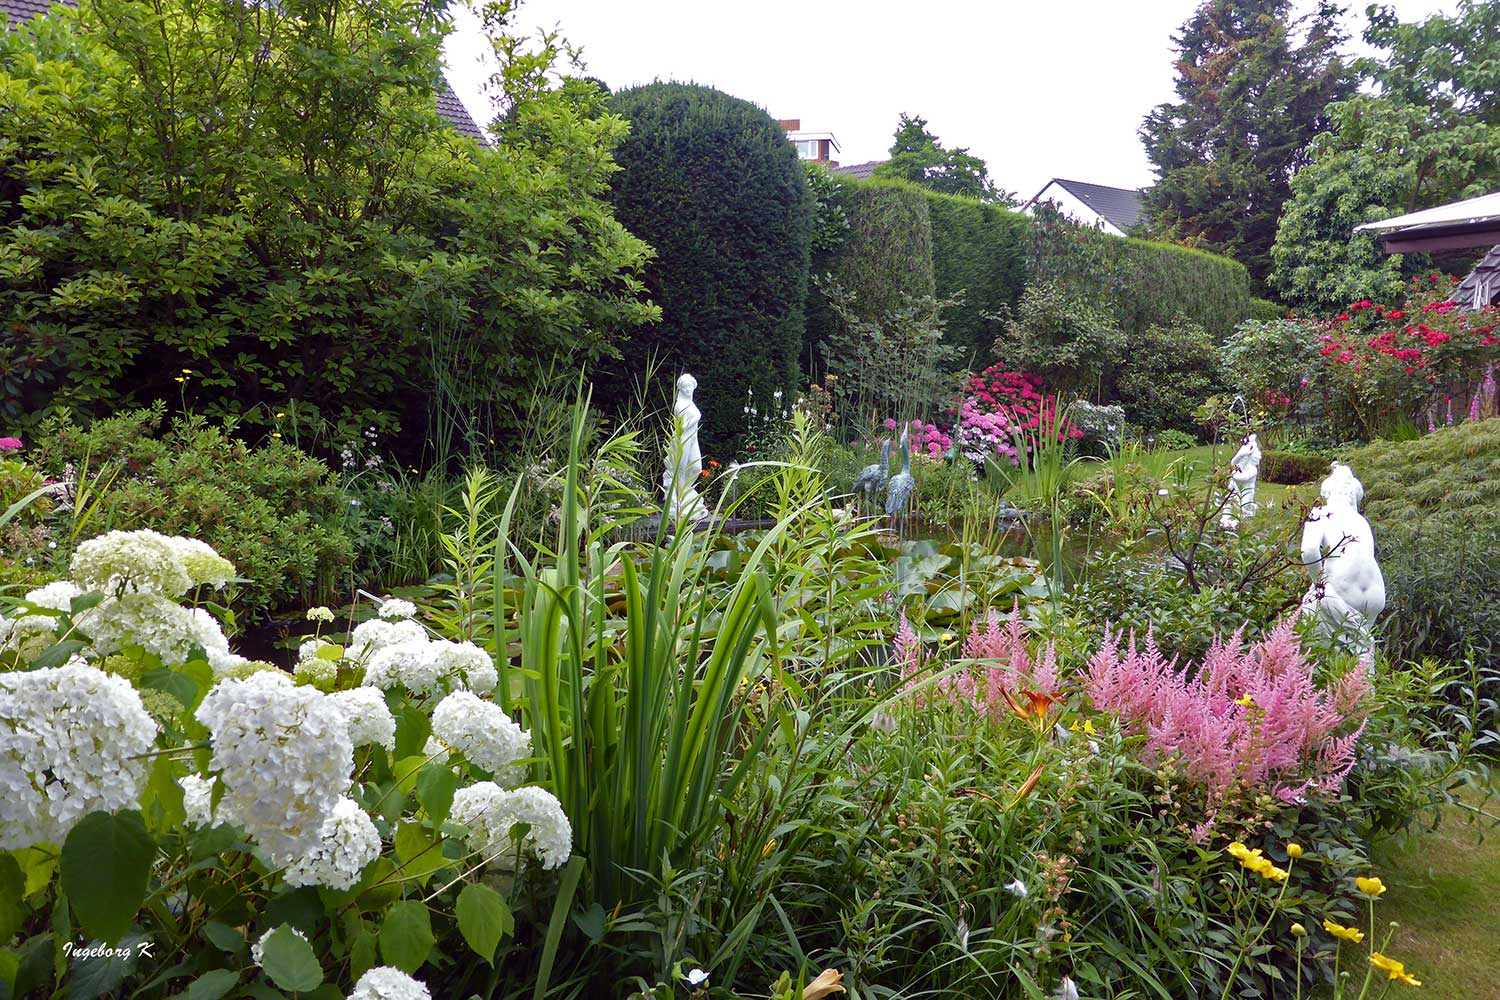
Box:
(259, 924, 323, 993)
(0, 855, 23, 942)
(61, 810, 154, 945)
(414, 764, 457, 827)
(181, 967, 239, 1000)
(456, 883, 513, 964)
(379, 900, 434, 974)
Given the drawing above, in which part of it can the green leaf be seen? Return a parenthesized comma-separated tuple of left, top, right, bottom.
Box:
(200, 921, 244, 955)
(349, 928, 378, 982)
(0, 855, 24, 943)
(258, 925, 322, 993)
(141, 755, 186, 833)
(60, 811, 154, 945)
(177, 969, 239, 1000)
(139, 667, 200, 709)
(66, 931, 145, 1000)
(414, 764, 456, 827)
(0, 948, 18, 994)
(30, 640, 87, 669)
(393, 707, 431, 759)
(455, 884, 512, 964)
(392, 822, 445, 886)
(13, 847, 56, 897)
(379, 901, 433, 974)
(263, 887, 322, 937)
(68, 592, 104, 615)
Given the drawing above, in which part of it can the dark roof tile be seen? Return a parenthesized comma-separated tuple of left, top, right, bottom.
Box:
(831, 159, 884, 180)
(1455, 244, 1500, 311)
(1025, 178, 1145, 234)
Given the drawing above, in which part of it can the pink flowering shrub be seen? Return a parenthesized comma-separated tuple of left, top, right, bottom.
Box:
(893, 608, 1059, 723)
(0, 437, 23, 452)
(883, 417, 952, 460)
(1083, 619, 1371, 820)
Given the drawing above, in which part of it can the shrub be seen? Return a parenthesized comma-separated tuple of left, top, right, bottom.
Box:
(1114, 318, 1223, 433)
(1119, 237, 1254, 342)
(1249, 297, 1286, 321)
(32, 406, 353, 621)
(603, 82, 812, 452)
(0, 0, 654, 449)
(924, 190, 1028, 362)
(1154, 428, 1199, 451)
(994, 281, 1124, 402)
(1259, 449, 1330, 484)
(1349, 419, 1500, 669)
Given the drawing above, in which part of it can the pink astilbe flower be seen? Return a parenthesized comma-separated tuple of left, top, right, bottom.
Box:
(893, 610, 926, 705)
(1083, 618, 1370, 806)
(891, 608, 1060, 723)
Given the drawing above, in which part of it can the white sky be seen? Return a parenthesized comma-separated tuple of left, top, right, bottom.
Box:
(442, 0, 1454, 201)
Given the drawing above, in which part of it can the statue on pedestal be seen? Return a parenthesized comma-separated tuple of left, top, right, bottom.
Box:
(662, 373, 709, 523)
(1299, 462, 1385, 662)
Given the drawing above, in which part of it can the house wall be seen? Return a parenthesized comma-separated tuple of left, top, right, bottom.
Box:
(1024, 183, 1126, 237)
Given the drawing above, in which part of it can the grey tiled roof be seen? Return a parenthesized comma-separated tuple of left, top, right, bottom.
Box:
(1, 0, 485, 142)
(832, 160, 884, 180)
(1455, 244, 1500, 311)
(1026, 178, 1145, 234)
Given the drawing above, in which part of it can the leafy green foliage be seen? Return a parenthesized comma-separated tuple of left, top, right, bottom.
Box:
(1258, 449, 1329, 484)
(259, 925, 323, 992)
(995, 281, 1124, 403)
(1140, 0, 1352, 287)
(1270, 3, 1500, 313)
(817, 279, 962, 421)
(0, 0, 654, 450)
(32, 406, 352, 620)
(602, 82, 811, 452)
(1350, 420, 1500, 669)
(872, 112, 1016, 204)
(1115, 318, 1222, 433)
(60, 810, 154, 945)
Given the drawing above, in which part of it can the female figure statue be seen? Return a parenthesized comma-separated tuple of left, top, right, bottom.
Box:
(1299, 462, 1385, 662)
(1228, 432, 1263, 517)
(662, 373, 708, 522)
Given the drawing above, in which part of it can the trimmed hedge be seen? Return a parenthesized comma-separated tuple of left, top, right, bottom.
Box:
(605, 83, 812, 451)
(1249, 297, 1286, 322)
(1118, 238, 1254, 342)
(925, 190, 1028, 364)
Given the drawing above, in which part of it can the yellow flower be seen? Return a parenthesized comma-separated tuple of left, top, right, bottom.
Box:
(1258, 862, 1289, 882)
(1234, 693, 1255, 706)
(1356, 876, 1387, 898)
(1226, 842, 1255, 861)
(802, 968, 845, 999)
(1083, 719, 1097, 735)
(1286, 842, 1303, 859)
(1370, 952, 1420, 985)
(1323, 919, 1365, 943)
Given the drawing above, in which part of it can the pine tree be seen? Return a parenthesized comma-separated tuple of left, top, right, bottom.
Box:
(1140, 0, 1352, 290)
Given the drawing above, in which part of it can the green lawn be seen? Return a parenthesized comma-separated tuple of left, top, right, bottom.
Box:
(1370, 801, 1500, 997)
(1161, 443, 1302, 508)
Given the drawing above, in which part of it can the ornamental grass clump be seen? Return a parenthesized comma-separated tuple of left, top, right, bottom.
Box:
(1084, 618, 1371, 817)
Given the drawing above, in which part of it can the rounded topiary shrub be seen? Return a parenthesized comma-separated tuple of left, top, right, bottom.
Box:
(602, 83, 812, 453)
(1259, 449, 1330, 484)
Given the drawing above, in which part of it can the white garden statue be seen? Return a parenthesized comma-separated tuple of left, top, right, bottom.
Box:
(1298, 462, 1385, 662)
(1228, 432, 1263, 517)
(661, 373, 709, 523)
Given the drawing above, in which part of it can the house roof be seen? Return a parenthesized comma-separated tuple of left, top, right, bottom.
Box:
(1024, 178, 1145, 234)
(1355, 190, 1500, 253)
(1454, 244, 1500, 311)
(831, 160, 884, 180)
(1, 0, 486, 142)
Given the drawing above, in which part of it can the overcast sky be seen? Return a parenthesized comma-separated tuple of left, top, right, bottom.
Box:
(442, 0, 1454, 201)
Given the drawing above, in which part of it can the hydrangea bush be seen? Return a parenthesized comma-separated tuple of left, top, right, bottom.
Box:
(0, 532, 572, 999)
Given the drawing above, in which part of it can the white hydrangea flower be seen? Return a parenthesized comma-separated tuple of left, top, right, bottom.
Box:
(196, 672, 353, 860)
(305, 606, 336, 623)
(0, 664, 158, 849)
(0, 613, 60, 662)
(430, 641, 498, 696)
(251, 926, 309, 967)
(24, 580, 83, 611)
(329, 688, 396, 750)
(422, 736, 449, 763)
(180, 774, 217, 828)
(294, 639, 342, 688)
(71, 529, 194, 597)
(80, 593, 238, 671)
(281, 797, 381, 890)
(430, 692, 528, 784)
(376, 598, 417, 621)
(349, 966, 432, 1000)
(347, 618, 426, 662)
(164, 536, 236, 589)
(450, 782, 572, 870)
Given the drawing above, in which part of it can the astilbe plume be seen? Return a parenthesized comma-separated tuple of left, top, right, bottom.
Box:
(893, 607, 1059, 721)
(1083, 619, 1370, 819)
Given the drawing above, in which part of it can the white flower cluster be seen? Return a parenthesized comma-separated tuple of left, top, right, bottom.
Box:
(430, 692, 528, 784)
(346, 618, 426, 662)
(195, 672, 353, 860)
(450, 782, 572, 870)
(362, 638, 497, 698)
(71, 529, 234, 597)
(281, 797, 382, 890)
(0, 664, 158, 849)
(376, 598, 417, 621)
(349, 967, 431, 1000)
(85, 592, 244, 674)
(180, 773, 216, 828)
(24, 580, 83, 611)
(294, 638, 342, 687)
(329, 688, 396, 750)
(0, 611, 61, 661)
